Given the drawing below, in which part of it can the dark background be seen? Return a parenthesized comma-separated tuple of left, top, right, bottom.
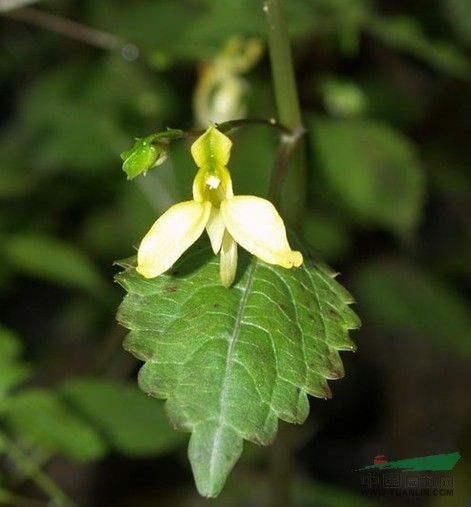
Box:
(0, 1, 470, 506)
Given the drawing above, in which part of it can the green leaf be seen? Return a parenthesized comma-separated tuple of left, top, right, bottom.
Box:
(0, 432, 6, 454)
(59, 378, 185, 456)
(4, 389, 106, 462)
(0, 327, 30, 404)
(367, 16, 470, 76)
(312, 117, 424, 235)
(352, 259, 471, 356)
(2, 233, 104, 292)
(89, 0, 317, 56)
(18, 63, 129, 174)
(320, 77, 368, 117)
(302, 212, 351, 262)
(116, 243, 359, 497)
(0, 156, 34, 198)
(0, 326, 22, 361)
(442, 0, 471, 45)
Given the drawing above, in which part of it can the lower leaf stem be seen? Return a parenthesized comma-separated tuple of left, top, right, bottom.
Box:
(4, 438, 80, 507)
(269, 422, 296, 507)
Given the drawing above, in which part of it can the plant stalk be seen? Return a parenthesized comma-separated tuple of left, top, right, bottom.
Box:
(264, 0, 307, 230)
(263, 1, 306, 506)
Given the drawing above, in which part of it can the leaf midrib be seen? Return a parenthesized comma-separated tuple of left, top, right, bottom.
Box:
(208, 258, 258, 481)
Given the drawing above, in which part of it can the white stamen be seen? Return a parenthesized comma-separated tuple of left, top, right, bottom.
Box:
(206, 175, 221, 189)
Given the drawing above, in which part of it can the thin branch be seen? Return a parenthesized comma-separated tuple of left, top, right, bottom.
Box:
(268, 123, 305, 203)
(2, 7, 125, 51)
(216, 117, 292, 136)
(0, 0, 42, 12)
(162, 118, 293, 140)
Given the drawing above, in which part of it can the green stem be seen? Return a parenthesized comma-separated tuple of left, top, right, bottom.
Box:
(264, 0, 307, 229)
(269, 422, 298, 507)
(145, 118, 292, 144)
(216, 117, 292, 136)
(263, 1, 306, 506)
(264, 0, 302, 129)
(4, 438, 80, 507)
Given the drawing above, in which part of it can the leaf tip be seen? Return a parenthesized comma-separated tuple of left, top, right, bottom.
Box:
(323, 386, 333, 400)
(189, 423, 243, 498)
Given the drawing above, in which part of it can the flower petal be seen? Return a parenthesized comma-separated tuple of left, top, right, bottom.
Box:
(206, 208, 225, 254)
(137, 200, 211, 278)
(220, 231, 238, 288)
(221, 196, 303, 268)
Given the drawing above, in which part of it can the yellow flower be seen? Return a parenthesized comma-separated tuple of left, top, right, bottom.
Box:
(137, 126, 303, 287)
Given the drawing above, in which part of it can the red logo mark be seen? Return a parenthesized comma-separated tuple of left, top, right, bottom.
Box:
(373, 455, 388, 465)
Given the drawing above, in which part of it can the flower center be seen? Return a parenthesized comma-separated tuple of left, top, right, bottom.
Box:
(192, 165, 234, 206)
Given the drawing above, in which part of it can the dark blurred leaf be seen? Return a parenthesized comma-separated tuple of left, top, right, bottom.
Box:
(320, 77, 368, 117)
(303, 212, 351, 262)
(0, 153, 34, 198)
(0, 327, 30, 404)
(17, 64, 129, 173)
(312, 117, 424, 235)
(352, 259, 471, 356)
(190, 0, 317, 44)
(368, 16, 470, 76)
(230, 128, 276, 198)
(12, 56, 170, 176)
(4, 389, 106, 461)
(359, 76, 424, 128)
(298, 478, 382, 507)
(2, 233, 104, 292)
(89, 0, 318, 56)
(441, 0, 471, 45)
(0, 326, 21, 360)
(89, 1, 201, 54)
(60, 378, 185, 457)
(79, 183, 157, 260)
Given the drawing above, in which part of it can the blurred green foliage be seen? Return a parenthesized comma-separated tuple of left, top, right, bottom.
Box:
(0, 0, 470, 505)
